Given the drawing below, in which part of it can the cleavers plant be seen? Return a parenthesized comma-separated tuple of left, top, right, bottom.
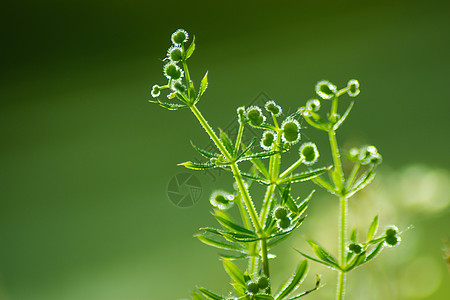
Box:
(150, 29, 401, 300)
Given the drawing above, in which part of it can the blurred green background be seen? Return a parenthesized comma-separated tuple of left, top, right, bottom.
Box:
(1, 0, 449, 299)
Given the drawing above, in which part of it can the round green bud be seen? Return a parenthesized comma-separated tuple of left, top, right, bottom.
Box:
(167, 46, 183, 62)
(274, 206, 289, 220)
(385, 235, 400, 247)
(368, 152, 383, 165)
(171, 29, 189, 45)
(278, 217, 291, 230)
(246, 281, 260, 294)
(210, 191, 234, 210)
(348, 243, 363, 254)
(347, 79, 360, 97)
(315, 80, 337, 100)
(151, 84, 160, 98)
(385, 226, 398, 237)
(246, 106, 266, 127)
(348, 147, 360, 161)
(260, 131, 276, 150)
(171, 80, 186, 93)
(306, 99, 321, 112)
(281, 118, 300, 144)
(299, 142, 319, 166)
(163, 63, 184, 80)
(257, 276, 269, 289)
(264, 100, 282, 117)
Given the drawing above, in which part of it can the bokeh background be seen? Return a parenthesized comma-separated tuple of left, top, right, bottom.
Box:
(1, 0, 449, 299)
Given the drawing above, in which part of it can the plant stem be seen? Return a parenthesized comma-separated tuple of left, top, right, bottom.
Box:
(261, 238, 271, 293)
(190, 104, 262, 233)
(328, 130, 344, 192)
(337, 195, 348, 300)
(279, 157, 304, 179)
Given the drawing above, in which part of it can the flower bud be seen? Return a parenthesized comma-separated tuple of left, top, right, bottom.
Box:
(163, 62, 184, 80)
(315, 80, 337, 100)
(274, 206, 289, 220)
(385, 235, 400, 247)
(299, 142, 319, 166)
(171, 80, 186, 93)
(385, 225, 398, 237)
(260, 130, 276, 150)
(257, 276, 269, 289)
(348, 243, 363, 254)
(171, 29, 189, 45)
(281, 118, 300, 144)
(264, 100, 282, 117)
(167, 45, 183, 62)
(277, 217, 291, 230)
(210, 191, 234, 210)
(306, 99, 321, 112)
(347, 79, 360, 97)
(246, 281, 260, 294)
(246, 106, 266, 127)
(151, 84, 161, 98)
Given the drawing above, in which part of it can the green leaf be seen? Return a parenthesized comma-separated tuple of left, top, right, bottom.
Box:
(345, 251, 366, 271)
(197, 287, 225, 300)
(201, 227, 262, 243)
(178, 161, 216, 170)
(196, 234, 245, 252)
(367, 215, 379, 241)
(195, 71, 208, 102)
(232, 283, 247, 297)
(219, 129, 234, 156)
(237, 150, 280, 162)
(223, 260, 246, 286)
(365, 241, 384, 262)
(275, 259, 308, 300)
(185, 36, 196, 60)
(350, 228, 357, 243)
(281, 181, 291, 207)
(190, 141, 219, 159)
(213, 213, 257, 236)
(297, 190, 314, 217)
(294, 248, 340, 270)
(347, 169, 376, 197)
(287, 274, 321, 299)
(276, 184, 300, 216)
(333, 101, 354, 131)
(149, 99, 189, 111)
(192, 291, 204, 300)
(218, 253, 248, 260)
(255, 295, 275, 300)
(306, 239, 340, 269)
(279, 167, 331, 184)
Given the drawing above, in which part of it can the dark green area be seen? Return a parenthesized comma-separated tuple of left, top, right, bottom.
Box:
(1, 0, 449, 299)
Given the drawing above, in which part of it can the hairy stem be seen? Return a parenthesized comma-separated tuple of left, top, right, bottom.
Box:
(337, 195, 348, 300)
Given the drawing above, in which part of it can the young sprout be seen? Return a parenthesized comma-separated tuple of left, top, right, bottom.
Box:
(210, 191, 234, 210)
(306, 99, 321, 112)
(273, 206, 289, 220)
(167, 45, 183, 62)
(151, 84, 161, 98)
(260, 130, 276, 150)
(347, 79, 360, 97)
(246, 281, 260, 294)
(281, 118, 301, 144)
(257, 276, 270, 289)
(171, 29, 189, 45)
(348, 243, 363, 254)
(299, 142, 319, 166)
(163, 62, 184, 80)
(264, 100, 282, 117)
(315, 80, 337, 100)
(246, 106, 266, 127)
(277, 217, 291, 230)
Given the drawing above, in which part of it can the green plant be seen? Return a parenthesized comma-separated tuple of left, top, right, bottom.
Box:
(150, 29, 401, 300)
